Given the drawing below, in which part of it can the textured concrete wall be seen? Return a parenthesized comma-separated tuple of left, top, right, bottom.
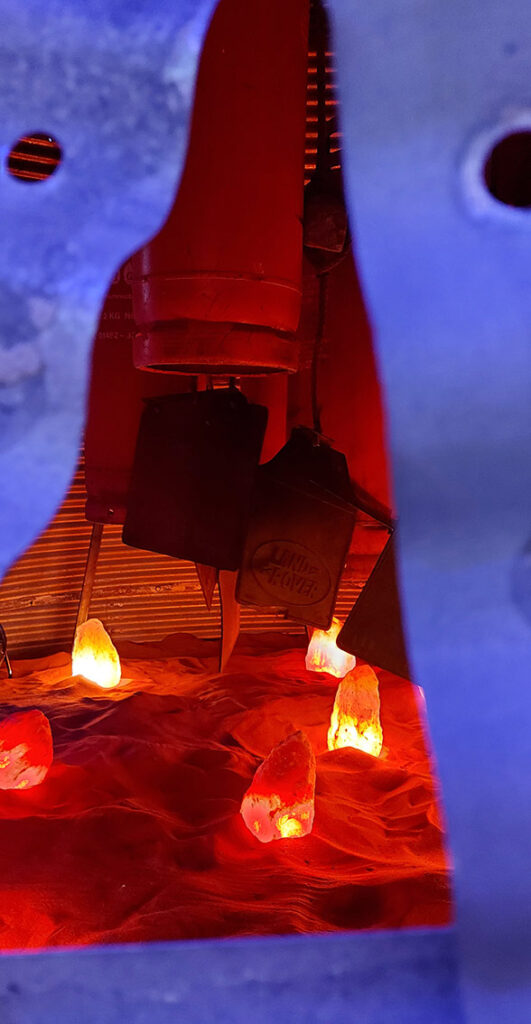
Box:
(329, 1, 531, 1020)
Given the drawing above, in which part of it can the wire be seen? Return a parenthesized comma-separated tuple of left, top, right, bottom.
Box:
(311, 272, 327, 435)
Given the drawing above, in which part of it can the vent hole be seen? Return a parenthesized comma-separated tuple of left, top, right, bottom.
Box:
(483, 131, 531, 208)
(6, 132, 62, 183)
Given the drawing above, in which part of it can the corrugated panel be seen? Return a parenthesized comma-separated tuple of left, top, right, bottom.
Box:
(7, 133, 62, 182)
(305, 0, 340, 183)
(0, 458, 372, 657)
(305, 53, 339, 178)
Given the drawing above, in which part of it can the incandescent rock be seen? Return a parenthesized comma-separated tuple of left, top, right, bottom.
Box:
(305, 616, 356, 678)
(327, 663, 383, 757)
(241, 730, 316, 842)
(0, 709, 53, 790)
(72, 618, 121, 689)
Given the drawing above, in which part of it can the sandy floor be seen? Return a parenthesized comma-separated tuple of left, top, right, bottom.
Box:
(0, 633, 451, 948)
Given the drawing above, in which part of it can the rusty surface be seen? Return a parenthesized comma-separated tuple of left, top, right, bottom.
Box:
(237, 428, 356, 628)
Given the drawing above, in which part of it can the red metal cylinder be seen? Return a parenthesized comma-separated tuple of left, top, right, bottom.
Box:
(84, 261, 188, 525)
(130, 0, 309, 375)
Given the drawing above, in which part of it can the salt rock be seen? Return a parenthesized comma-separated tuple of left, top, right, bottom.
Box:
(305, 616, 356, 678)
(72, 617, 121, 689)
(327, 663, 383, 757)
(241, 730, 316, 843)
(0, 710, 53, 790)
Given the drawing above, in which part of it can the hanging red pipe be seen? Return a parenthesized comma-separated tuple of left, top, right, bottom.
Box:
(130, 0, 310, 375)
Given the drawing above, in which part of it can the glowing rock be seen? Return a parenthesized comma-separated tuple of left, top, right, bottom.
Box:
(327, 663, 383, 757)
(0, 710, 53, 790)
(305, 616, 356, 678)
(72, 618, 121, 689)
(241, 730, 316, 843)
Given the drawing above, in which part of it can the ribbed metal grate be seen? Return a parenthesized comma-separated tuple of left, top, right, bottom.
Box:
(7, 133, 62, 182)
(304, 0, 340, 183)
(0, 457, 367, 657)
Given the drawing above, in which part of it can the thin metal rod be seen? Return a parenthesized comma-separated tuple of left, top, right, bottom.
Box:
(218, 569, 240, 673)
(0, 624, 12, 678)
(75, 522, 104, 633)
(4, 650, 12, 679)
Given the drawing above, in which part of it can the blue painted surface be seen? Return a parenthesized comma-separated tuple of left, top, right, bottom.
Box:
(328, 1, 531, 1020)
(0, 928, 462, 1024)
(0, 0, 215, 581)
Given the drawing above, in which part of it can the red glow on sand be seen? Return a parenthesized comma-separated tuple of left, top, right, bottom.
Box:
(0, 639, 451, 947)
(241, 730, 316, 843)
(0, 710, 53, 790)
(305, 617, 356, 678)
(328, 663, 383, 757)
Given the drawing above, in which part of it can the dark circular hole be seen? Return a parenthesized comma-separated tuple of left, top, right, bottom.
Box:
(483, 131, 531, 208)
(6, 132, 62, 183)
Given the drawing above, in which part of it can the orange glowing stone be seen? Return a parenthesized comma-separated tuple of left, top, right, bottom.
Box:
(327, 664, 383, 757)
(0, 710, 53, 790)
(72, 618, 121, 689)
(241, 730, 316, 843)
(305, 616, 356, 678)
